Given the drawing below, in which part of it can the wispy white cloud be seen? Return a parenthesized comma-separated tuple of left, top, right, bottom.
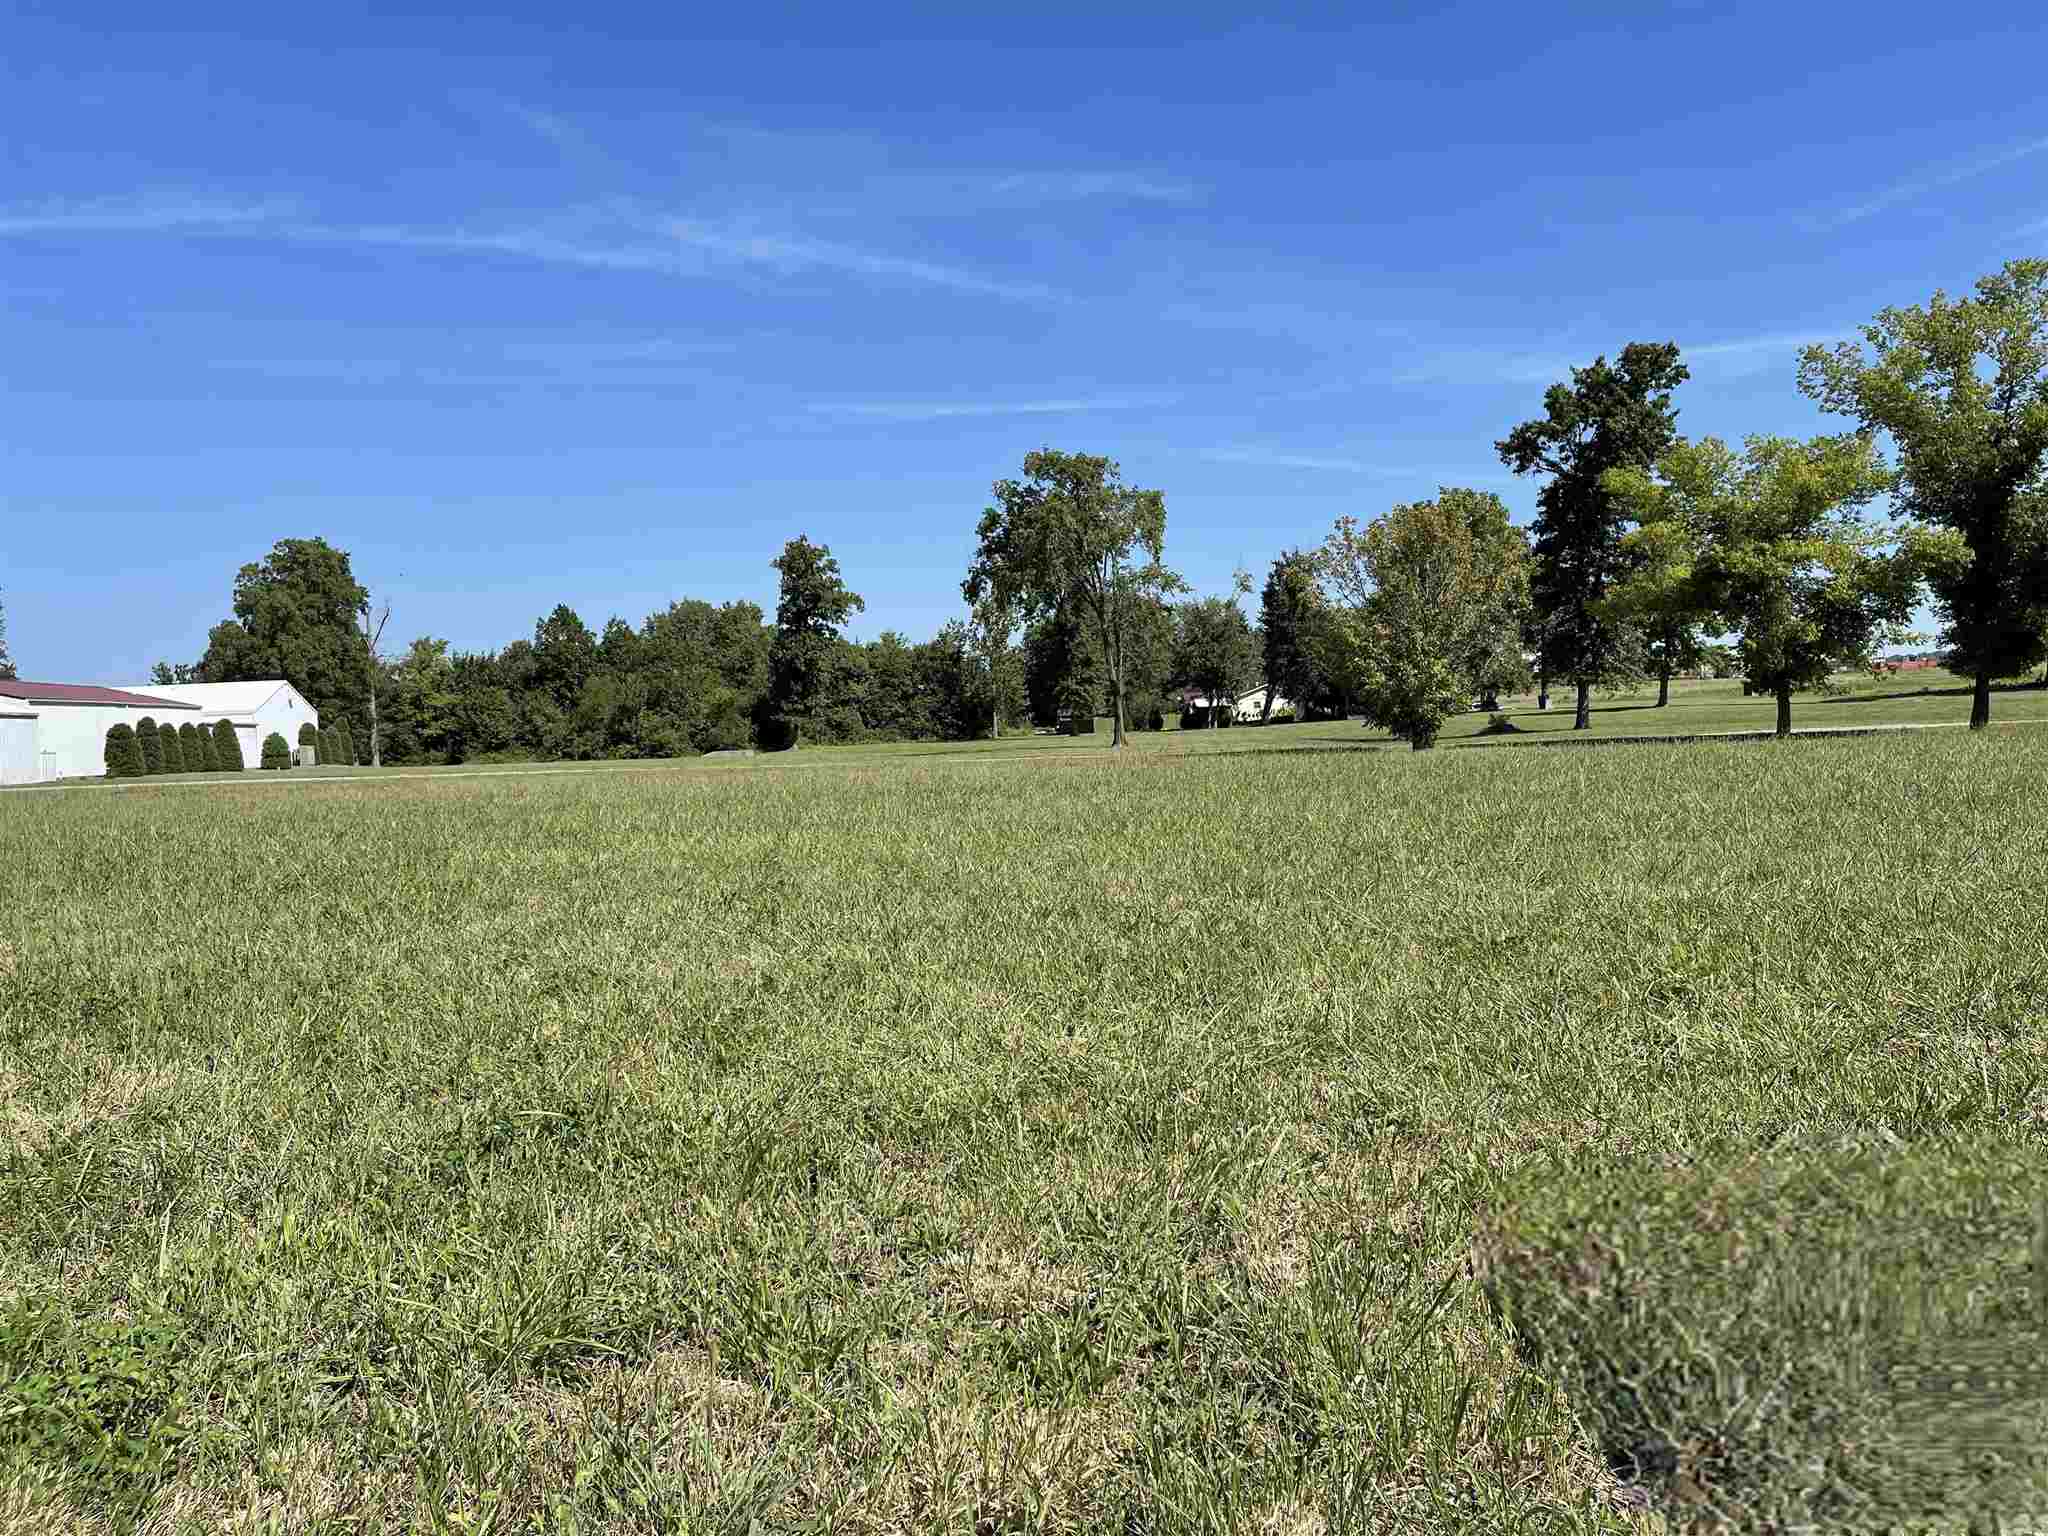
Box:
(1202, 445, 1521, 486)
(662, 219, 1058, 300)
(984, 170, 1201, 207)
(1818, 135, 2048, 228)
(1, 188, 1057, 302)
(0, 193, 294, 236)
(810, 394, 1172, 423)
(1204, 446, 1387, 474)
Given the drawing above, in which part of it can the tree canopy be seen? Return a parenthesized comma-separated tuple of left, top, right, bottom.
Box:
(0, 589, 14, 681)
(197, 537, 371, 743)
(1498, 343, 1689, 728)
(1319, 489, 1531, 749)
(1172, 594, 1258, 726)
(967, 449, 1184, 747)
(1799, 258, 2048, 727)
(1610, 435, 1919, 735)
(762, 536, 866, 749)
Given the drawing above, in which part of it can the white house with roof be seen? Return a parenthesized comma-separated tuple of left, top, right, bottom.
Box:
(0, 677, 316, 784)
(115, 680, 319, 771)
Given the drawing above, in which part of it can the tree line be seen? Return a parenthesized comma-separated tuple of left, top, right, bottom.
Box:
(132, 258, 2047, 760)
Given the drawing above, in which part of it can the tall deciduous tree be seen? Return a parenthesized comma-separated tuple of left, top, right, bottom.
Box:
(763, 536, 865, 749)
(1498, 343, 1690, 729)
(198, 538, 371, 740)
(1599, 492, 1714, 708)
(966, 449, 1185, 748)
(1172, 594, 1258, 727)
(963, 593, 1021, 740)
(1318, 489, 1531, 749)
(1021, 607, 1098, 728)
(1609, 435, 1923, 737)
(1799, 259, 2048, 728)
(151, 661, 198, 685)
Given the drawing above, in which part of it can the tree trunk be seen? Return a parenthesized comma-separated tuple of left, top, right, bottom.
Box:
(1536, 661, 1549, 711)
(1574, 680, 1590, 731)
(1411, 733, 1434, 751)
(1972, 669, 1992, 730)
(1657, 661, 1670, 709)
(368, 684, 382, 768)
(1109, 649, 1126, 748)
(1775, 682, 1793, 738)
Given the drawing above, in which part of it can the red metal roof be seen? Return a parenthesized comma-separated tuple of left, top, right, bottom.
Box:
(0, 680, 196, 708)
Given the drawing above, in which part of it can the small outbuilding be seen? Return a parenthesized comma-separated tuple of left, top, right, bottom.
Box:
(115, 680, 319, 771)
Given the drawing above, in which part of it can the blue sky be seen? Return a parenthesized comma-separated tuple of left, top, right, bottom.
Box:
(5, 3, 2046, 682)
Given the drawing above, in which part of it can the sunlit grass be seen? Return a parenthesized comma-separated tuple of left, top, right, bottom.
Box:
(3, 729, 2044, 1531)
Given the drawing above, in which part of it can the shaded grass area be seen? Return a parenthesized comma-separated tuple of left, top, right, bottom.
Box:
(2, 733, 2045, 1531)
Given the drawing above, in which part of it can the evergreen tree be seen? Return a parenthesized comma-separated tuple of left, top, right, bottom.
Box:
(158, 722, 186, 772)
(180, 721, 211, 771)
(1497, 343, 1690, 729)
(261, 731, 291, 770)
(298, 722, 318, 761)
(212, 719, 245, 770)
(135, 717, 164, 774)
(104, 723, 144, 778)
(334, 718, 355, 766)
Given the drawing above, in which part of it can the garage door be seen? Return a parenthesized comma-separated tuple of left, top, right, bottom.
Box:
(0, 716, 36, 786)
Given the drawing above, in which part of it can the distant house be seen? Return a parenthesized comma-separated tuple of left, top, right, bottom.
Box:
(115, 680, 319, 769)
(1180, 683, 1294, 727)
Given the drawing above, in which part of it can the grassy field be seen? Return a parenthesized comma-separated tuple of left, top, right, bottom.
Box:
(3, 727, 2046, 1532)
(20, 670, 2048, 796)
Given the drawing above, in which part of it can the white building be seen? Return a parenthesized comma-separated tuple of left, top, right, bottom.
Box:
(114, 680, 319, 770)
(0, 680, 204, 783)
(0, 677, 318, 784)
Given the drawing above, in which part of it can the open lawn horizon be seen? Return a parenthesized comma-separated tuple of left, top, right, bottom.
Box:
(3, 729, 2045, 1531)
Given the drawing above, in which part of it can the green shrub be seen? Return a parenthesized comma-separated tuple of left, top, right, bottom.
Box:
(335, 718, 355, 766)
(180, 721, 211, 771)
(210, 719, 243, 771)
(102, 723, 144, 778)
(298, 722, 318, 761)
(157, 720, 186, 772)
(135, 716, 163, 774)
(1474, 1138, 2048, 1532)
(260, 731, 291, 770)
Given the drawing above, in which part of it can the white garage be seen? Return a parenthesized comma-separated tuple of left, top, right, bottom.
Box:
(117, 680, 320, 765)
(0, 680, 205, 783)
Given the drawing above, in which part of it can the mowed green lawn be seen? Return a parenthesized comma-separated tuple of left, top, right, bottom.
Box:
(3, 730, 2045, 1533)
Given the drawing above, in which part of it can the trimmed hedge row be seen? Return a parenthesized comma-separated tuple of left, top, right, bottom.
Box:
(103, 719, 245, 777)
(1474, 1137, 2048, 1532)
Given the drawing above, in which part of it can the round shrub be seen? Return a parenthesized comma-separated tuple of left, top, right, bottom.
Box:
(103, 724, 144, 778)
(211, 720, 244, 771)
(260, 731, 291, 770)
(158, 722, 186, 773)
(135, 717, 164, 774)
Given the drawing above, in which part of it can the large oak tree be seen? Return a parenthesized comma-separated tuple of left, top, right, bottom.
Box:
(967, 450, 1184, 748)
